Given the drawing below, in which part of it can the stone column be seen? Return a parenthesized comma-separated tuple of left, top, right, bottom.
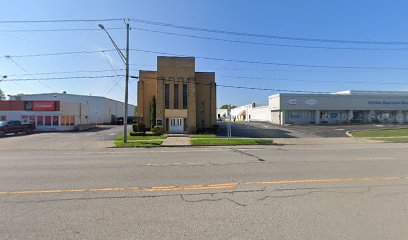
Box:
(397, 110, 404, 124)
(314, 110, 320, 125)
(348, 110, 353, 124)
(368, 110, 375, 123)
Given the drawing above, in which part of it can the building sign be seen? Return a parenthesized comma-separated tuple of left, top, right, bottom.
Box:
(305, 99, 317, 105)
(287, 98, 297, 105)
(24, 101, 59, 111)
(368, 100, 408, 105)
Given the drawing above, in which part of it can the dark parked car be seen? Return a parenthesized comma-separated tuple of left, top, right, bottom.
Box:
(0, 120, 36, 136)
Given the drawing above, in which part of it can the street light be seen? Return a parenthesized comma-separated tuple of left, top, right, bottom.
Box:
(98, 22, 130, 143)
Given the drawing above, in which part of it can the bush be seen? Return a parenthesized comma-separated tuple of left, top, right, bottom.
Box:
(132, 124, 146, 133)
(151, 126, 165, 135)
(129, 132, 146, 136)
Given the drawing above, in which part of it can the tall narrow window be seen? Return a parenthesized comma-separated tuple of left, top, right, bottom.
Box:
(183, 84, 187, 109)
(174, 84, 179, 109)
(165, 84, 170, 109)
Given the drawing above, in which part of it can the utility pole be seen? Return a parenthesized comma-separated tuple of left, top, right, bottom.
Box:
(123, 23, 130, 143)
(98, 21, 130, 143)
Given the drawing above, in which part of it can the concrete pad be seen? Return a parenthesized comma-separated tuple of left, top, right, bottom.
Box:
(161, 136, 191, 146)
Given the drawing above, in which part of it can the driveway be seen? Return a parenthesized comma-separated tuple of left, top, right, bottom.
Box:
(217, 121, 309, 138)
(0, 125, 127, 150)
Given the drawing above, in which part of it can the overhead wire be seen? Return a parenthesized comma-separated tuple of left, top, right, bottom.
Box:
(132, 27, 408, 51)
(130, 18, 408, 46)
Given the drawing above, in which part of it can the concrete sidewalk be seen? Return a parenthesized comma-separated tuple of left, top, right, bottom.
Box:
(161, 136, 191, 146)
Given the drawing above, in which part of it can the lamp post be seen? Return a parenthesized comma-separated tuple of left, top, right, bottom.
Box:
(98, 22, 130, 143)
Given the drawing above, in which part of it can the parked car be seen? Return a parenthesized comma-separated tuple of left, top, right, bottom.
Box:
(0, 120, 36, 136)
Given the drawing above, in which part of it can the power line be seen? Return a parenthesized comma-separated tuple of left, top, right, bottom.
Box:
(0, 18, 125, 24)
(133, 27, 408, 51)
(2, 75, 124, 82)
(130, 49, 408, 70)
(0, 27, 125, 32)
(4, 69, 125, 77)
(130, 18, 408, 46)
(140, 76, 331, 94)
(5, 56, 57, 92)
(7, 47, 408, 70)
(221, 75, 408, 85)
(5, 49, 116, 58)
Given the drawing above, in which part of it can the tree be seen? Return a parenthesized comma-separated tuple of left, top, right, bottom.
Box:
(0, 88, 5, 100)
(134, 106, 138, 116)
(220, 104, 237, 109)
(150, 96, 156, 129)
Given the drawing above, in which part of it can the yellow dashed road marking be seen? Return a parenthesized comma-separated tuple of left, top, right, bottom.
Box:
(0, 176, 406, 196)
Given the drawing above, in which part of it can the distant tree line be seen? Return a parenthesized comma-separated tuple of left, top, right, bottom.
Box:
(220, 104, 237, 109)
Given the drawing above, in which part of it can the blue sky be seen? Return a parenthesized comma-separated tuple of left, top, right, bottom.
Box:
(1, 0, 408, 106)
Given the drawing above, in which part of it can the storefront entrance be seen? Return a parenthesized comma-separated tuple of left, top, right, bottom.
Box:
(169, 118, 184, 133)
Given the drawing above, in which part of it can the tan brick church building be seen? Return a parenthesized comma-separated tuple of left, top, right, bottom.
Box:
(137, 56, 216, 133)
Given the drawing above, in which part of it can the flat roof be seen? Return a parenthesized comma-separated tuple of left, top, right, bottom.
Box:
(269, 90, 408, 98)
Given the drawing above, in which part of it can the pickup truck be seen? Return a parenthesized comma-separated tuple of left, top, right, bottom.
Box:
(0, 120, 36, 136)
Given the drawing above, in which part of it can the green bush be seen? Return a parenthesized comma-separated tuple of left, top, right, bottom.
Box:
(132, 124, 146, 133)
(129, 132, 146, 136)
(152, 126, 165, 135)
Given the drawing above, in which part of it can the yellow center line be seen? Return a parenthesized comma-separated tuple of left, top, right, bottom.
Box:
(0, 176, 406, 196)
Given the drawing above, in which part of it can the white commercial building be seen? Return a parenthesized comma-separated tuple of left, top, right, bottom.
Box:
(223, 90, 408, 125)
(270, 91, 408, 125)
(0, 93, 135, 131)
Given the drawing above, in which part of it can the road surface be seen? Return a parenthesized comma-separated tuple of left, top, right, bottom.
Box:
(1, 139, 408, 239)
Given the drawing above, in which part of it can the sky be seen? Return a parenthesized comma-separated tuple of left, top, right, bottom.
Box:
(1, 0, 408, 106)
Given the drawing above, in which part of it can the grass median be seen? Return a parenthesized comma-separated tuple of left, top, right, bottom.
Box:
(114, 140, 163, 147)
(190, 138, 273, 146)
(115, 133, 167, 141)
(352, 128, 408, 143)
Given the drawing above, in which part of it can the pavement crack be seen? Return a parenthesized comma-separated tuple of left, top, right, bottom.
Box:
(180, 194, 247, 207)
(258, 186, 372, 201)
(230, 148, 266, 161)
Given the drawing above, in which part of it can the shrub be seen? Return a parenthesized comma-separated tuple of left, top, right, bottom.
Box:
(132, 124, 146, 133)
(130, 132, 146, 136)
(152, 126, 165, 135)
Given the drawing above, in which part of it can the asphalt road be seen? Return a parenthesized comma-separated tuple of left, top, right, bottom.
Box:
(1, 141, 408, 239)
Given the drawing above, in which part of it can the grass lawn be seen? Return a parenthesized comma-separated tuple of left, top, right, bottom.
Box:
(352, 128, 408, 138)
(115, 133, 167, 141)
(190, 138, 273, 146)
(189, 134, 218, 138)
(371, 137, 408, 143)
(114, 140, 163, 147)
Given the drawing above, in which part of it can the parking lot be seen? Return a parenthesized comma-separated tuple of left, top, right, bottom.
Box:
(0, 125, 126, 150)
(218, 121, 408, 138)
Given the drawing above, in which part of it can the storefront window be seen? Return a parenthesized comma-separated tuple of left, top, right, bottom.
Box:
(61, 116, 66, 125)
(69, 116, 75, 125)
(21, 115, 28, 124)
(45, 116, 51, 126)
(52, 116, 59, 126)
(0, 116, 6, 121)
(29, 116, 35, 124)
(37, 116, 44, 126)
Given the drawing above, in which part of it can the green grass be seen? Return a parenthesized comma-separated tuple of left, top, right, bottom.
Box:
(352, 128, 408, 138)
(114, 140, 163, 147)
(189, 134, 218, 138)
(190, 138, 273, 146)
(115, 133, 167, 141)
(371, 137, 408, 143)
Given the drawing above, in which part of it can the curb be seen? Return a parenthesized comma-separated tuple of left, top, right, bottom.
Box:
(345, 131, 353, 137)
